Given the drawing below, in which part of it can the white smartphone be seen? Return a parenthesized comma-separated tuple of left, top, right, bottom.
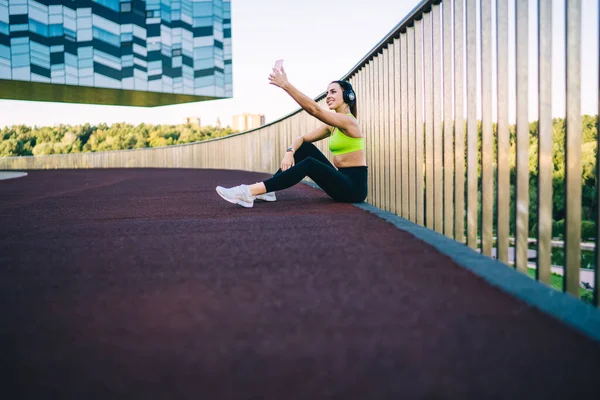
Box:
(274, 59, 284, 73)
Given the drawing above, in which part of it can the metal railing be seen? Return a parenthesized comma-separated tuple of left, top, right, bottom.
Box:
(1, 0, 598, 306)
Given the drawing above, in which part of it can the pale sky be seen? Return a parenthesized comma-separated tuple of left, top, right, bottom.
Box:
(0, 0, 597, 129)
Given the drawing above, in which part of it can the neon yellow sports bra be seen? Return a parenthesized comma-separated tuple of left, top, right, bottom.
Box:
(328, 114, 365, 156)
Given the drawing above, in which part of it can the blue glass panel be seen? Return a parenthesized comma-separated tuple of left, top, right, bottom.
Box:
(193, 16, 212, 27)
(10, 5, 27, 14)
(79, 58, 93, 68)
(147, 60, 161, 72)
(11, 43, 29, 55)
(12, 54, 29, 67)
(0, 22, 8, 35)
(193, 47, 212, 59)
(49, 24, 64, 37)
(122, 55, 134, 67)
(64, 53, 77, 66)
(31, 56, 50, 69)
(78, 47, 93, 58)
(29, 20, 49, 36)
(146, 0, 160, 10)
(78, 18, 92, 30)
(193, 2, 212, 16)
(0, 45, 9, 60)
(194, 75, 214, 87)
(92, 0, 119, 12)
(10, 24, 28, 32)
(160, 3, 172, 17)
(194, 58, 214, 69)
(0, 68, 11, 79)
(64, 28, 76, 40)
(93, 27, 120, 47)
(30, 42, 49, 56)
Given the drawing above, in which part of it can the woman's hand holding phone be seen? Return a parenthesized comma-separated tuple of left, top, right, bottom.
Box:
(274, 59, 283, 73)
(269, 59, 288, 89)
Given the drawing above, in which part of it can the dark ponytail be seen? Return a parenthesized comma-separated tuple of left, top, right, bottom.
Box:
(331, 80, 357, 117)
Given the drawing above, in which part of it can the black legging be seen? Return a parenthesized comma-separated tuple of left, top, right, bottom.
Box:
(263, 142, 368, 203)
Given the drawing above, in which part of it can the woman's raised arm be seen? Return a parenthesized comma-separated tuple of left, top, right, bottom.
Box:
(269, 68, 359, 136)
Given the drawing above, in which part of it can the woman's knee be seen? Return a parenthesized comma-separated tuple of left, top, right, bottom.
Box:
(295, 142, 318, 160)
(298, 141, 317, 151)
(296, 157, 318, 169)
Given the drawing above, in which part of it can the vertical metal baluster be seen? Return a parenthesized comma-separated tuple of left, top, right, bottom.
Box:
(371, 61, 377, 205)
(287, 119, 292, 170)
(378, 54, 385, 209)
(408, 25, 417, 222)
(363, 63, 370, 202)
(355, 71, 362, 146)
(275, 122, 280, 173)
(355, 72, 362, 146)
(443, 0, 455, 238)
(466, 0, 477, 249)
(376, 53, 384, 209)
(383, 47, 391, 212)
(537, 0, 552, 283)
(415, 17, 425, 226)
(368, 60, 376, 204)
(282, 118, 287, 168)
(565, 0, 582, 296)
(515, 0, 529, 272)
(395, 37, 403, 216)
(596, 0, 600, 308)
(278, 121, 283, 170)
(454, 0, 465, 243)
(349, 75, 358, 170)
(401, 32, 410, 218)
(389, 42, 398, 214)
(433, 3, 443, 233)
(271, 124, 276, 173)
(481, 0, 493, 256)
(371, 58, 379, 205)
(380, 54, 387, 210)
(424, 11, 435, 228)
(497, 0, 510, 264)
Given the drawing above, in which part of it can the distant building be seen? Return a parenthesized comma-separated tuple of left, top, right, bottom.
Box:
(232, 113, 265, 131)
(0, 0, 232, 106)
(185, 117, 201, 126)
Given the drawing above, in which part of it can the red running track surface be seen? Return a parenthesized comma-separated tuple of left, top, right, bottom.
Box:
(1, 168, 599, 399)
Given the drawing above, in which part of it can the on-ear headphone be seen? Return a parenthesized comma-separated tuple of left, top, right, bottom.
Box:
(332, 81, 356, 105)
(345, 89, 356, 104)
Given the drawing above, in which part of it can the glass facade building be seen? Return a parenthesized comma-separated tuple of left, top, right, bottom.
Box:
(0, 0, 232, 106)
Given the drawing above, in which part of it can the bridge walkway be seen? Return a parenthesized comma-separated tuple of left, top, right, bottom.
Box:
(1, 168, 599, 398)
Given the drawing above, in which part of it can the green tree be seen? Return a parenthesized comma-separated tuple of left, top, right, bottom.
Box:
(0, 138, 19, 157)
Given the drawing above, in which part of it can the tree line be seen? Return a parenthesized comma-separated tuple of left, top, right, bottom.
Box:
(0, 122, 237, 157)
(0, 116, 597, 239)
(504, 115, 597, 240)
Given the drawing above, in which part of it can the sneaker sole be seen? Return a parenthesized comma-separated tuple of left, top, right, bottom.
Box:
(216, 187, 254, 208)
(256, 197, 277, 202)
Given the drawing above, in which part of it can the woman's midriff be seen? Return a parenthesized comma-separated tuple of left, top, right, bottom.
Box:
(333, 149, 367, 168)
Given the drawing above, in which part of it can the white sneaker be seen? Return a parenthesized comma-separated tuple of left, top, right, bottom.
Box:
(215, 184, 255, 208)
(255, 192, 277, 202)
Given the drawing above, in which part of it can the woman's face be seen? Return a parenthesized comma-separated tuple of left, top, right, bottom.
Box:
(326, 83, 345, 110)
